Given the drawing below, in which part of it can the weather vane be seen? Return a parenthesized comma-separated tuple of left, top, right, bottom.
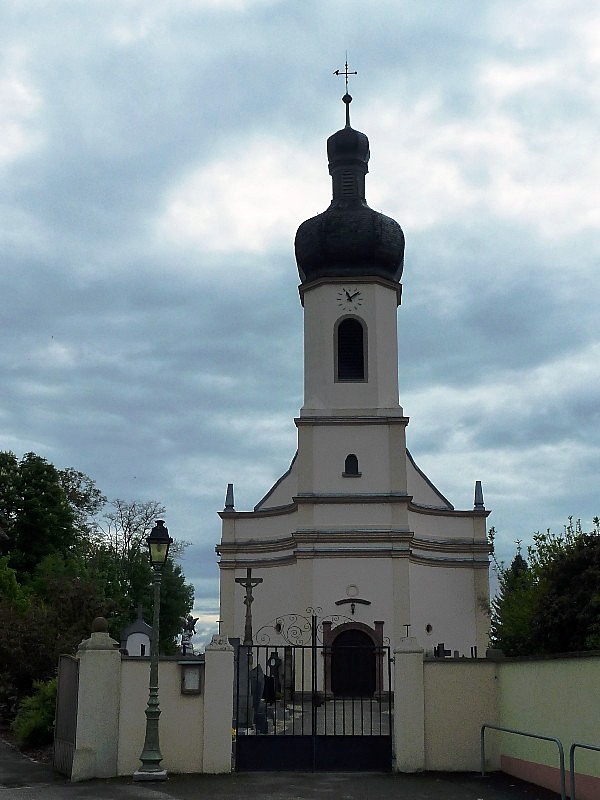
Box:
(333, 55, 358, 127)
(333, 55, 357, 95)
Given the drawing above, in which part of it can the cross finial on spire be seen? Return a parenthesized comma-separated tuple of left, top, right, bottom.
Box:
(333, 55, 357, 127)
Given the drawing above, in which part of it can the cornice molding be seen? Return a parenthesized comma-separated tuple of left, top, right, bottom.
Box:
(218, 553, 298, 569)
(295, 529, 412, 544)
(216, 536, 296, 555)
(295, 415, 409, 426)
(218, 549, 490, 569)
(411, 536, 491, 554)
(216, 529, 491, 567)
(219, 493, 488, 519)
(295, 492, 411, 505)
(408, 501, 491, 519)
(218, 502, 297, 520)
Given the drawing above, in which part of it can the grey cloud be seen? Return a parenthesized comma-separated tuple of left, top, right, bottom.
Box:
(2, 0, 599, 628)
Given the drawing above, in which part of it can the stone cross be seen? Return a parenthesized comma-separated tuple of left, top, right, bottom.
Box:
(235, 568, 263, 646)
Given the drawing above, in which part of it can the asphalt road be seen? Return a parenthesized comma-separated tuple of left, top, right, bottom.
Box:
(0, 739, 561, 800)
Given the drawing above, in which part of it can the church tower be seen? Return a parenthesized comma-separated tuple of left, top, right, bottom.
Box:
(294, 93, 409, 507)
(216, 93, 491, 659)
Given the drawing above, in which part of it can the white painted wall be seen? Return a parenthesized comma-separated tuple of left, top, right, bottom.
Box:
(217, 263, 490, 660)
(302, 279, 401, 414)
(124, 631, 150, 657)
(409, 562, 480, 655)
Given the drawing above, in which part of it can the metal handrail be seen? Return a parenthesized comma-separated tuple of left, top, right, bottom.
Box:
(569, 741, 600, 800)
(480, 724, 566, 800)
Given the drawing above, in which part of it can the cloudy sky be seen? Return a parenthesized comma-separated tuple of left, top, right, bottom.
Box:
(2, 1, 599, 646)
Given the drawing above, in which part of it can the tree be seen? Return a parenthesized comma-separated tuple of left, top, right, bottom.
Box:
(157, 558, 195, 654)
(89, 498, 194, 653)
(57, 467, 106, 541)
(489, 546, 537, 656)
(490, 517, 600, 656)
(530, 527, 600, 654)
(0, 451, 196, 716)
(0, 453, 75, 580)
(0, 451, 19, 541)
(0, 556, 30, 612)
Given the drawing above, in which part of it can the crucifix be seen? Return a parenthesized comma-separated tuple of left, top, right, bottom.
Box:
(235, 568, 263, 646)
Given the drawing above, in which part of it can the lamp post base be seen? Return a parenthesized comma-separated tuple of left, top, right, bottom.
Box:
(133, 768, 168, 782)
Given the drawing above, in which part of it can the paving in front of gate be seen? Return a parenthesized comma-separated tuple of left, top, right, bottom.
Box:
(0, 739, 561, 800)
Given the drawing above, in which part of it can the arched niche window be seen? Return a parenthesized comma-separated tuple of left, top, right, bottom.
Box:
(343, 453, 361, 477)
(335, 317, 366, 381)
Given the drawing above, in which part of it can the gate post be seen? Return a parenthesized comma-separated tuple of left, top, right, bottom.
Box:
(202, 634, 234, 773)
(71, 619, 122, 781)
(393, 637, 425, 773)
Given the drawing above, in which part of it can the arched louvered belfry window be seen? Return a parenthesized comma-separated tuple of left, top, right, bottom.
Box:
(344, 454, 359, 476)
(336, 317, 366, 381)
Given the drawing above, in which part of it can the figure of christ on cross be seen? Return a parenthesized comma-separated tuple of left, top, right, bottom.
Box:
(235, 568, 263, 646)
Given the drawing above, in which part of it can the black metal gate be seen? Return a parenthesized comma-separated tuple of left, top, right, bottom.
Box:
(235, 634, 392, 771)
(53, 654, 79, 777)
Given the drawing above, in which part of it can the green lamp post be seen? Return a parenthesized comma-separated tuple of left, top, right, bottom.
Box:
(133, 519, 173, 781)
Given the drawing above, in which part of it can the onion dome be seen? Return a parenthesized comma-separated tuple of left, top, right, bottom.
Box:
(295, 94, 405, 284)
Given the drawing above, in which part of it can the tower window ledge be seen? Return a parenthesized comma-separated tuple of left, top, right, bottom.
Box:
(342, 471, 362, 478)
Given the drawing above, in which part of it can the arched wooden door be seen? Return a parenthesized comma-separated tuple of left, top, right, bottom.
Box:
(330, 629, 376, 697)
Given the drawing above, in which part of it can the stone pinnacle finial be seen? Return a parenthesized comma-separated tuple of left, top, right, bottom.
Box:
(474, 480, 485, 510)
(224, 482, 235, 511)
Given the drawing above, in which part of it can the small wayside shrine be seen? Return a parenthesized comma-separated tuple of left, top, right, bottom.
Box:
(216, 90, 491, 674)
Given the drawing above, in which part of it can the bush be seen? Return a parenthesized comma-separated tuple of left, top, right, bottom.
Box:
(11, 677, 57, 747)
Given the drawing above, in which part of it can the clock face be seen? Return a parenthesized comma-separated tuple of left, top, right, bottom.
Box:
(337, 287, 363, 312)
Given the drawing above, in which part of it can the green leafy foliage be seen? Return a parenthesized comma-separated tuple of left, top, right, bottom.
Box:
(0, 451, 195, 720)
(0, 556, 30, 612)
(490, 550, 537, 656)
(90, 499, 194, 652)
(530, 532, 600, 653)
(490, 517, 600, 656)
(158, 558, 196, 655)
(0, 452, 75, 580)
(57, 467, 106, 540)
(11, 678, 57, 747)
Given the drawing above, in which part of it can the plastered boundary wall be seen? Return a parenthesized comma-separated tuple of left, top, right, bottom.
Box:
(395, 642, 600, 800)
(423, 659, 500, 772)
(497, 655, 600, 800)
(71, 633, 234, 781)
(393, 640, 500, 773)
(117, 659, 204, 775)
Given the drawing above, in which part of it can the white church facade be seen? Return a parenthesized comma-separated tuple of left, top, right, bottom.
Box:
(216, 96, 490, 666)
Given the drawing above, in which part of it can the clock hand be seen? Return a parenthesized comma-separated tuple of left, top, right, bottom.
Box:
(349, 291, 360, 301)
(345, 290, 352, 301)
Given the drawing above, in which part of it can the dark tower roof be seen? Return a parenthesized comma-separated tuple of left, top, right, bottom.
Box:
(294, 94, 405, 284)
